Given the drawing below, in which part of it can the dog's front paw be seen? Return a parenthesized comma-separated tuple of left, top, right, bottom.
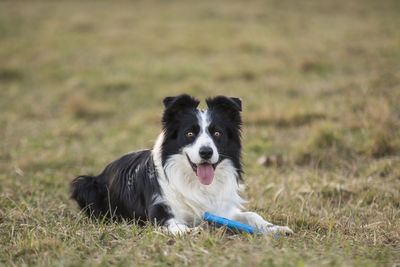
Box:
(165, 223, 191, 235)
(261, 224, 293, 235)
(164, 219, 203, 236)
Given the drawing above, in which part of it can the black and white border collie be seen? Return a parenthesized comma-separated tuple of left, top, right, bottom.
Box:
(70, 94, 292, 235)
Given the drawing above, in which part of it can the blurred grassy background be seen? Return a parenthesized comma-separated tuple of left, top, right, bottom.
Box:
(1, 0, 399, 265)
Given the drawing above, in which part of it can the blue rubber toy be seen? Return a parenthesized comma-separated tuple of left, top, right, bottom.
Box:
(203, 212, 278, 238)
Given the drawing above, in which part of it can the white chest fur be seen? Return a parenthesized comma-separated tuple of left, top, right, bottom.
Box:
(160, 155, 244, 226)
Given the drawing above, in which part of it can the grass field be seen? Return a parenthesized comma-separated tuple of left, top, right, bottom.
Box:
(1, 0, 400, 265)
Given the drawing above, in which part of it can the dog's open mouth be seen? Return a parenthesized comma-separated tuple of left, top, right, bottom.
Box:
(185, 154, 217, 185)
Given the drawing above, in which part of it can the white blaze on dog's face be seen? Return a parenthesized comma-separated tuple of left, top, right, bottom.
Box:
(181, 110, 219, 185)
(183, 111, 219, 164)
(161, 94, 243, 185)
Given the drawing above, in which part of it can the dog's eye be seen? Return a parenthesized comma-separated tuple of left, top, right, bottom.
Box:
(186, 132, 194, 137)
(214, 131, 221, 137)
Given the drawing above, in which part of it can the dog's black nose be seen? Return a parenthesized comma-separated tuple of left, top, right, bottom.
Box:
(199, 146, 213, 160)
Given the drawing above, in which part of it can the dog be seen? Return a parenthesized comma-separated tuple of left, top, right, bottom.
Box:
(70, 94, 293, 235)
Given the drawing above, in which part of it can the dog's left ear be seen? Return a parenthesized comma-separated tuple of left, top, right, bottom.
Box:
(206, 96, 242, 123)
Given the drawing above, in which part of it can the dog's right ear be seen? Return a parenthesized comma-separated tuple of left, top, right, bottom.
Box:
(162, 94, 199, 125)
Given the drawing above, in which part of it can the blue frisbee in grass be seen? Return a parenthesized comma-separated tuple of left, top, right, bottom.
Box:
(203, 212, 278, 238)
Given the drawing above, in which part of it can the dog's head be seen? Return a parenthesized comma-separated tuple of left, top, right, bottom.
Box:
(160, 94, 242, 185)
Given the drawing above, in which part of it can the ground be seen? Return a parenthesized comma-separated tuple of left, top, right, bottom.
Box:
(0, 0, 399, 266)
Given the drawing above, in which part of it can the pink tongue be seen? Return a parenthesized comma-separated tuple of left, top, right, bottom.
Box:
(196, 164, 214, 185)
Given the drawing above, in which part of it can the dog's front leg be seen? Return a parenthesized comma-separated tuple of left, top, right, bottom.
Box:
(232, 211, 293, 234)
(149, 203, 194, 235)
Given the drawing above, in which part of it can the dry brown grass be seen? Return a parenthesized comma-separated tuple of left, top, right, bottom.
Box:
(1, 0, 399, 266)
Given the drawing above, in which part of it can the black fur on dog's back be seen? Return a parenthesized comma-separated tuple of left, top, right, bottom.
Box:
(70, 150, 172, 224)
